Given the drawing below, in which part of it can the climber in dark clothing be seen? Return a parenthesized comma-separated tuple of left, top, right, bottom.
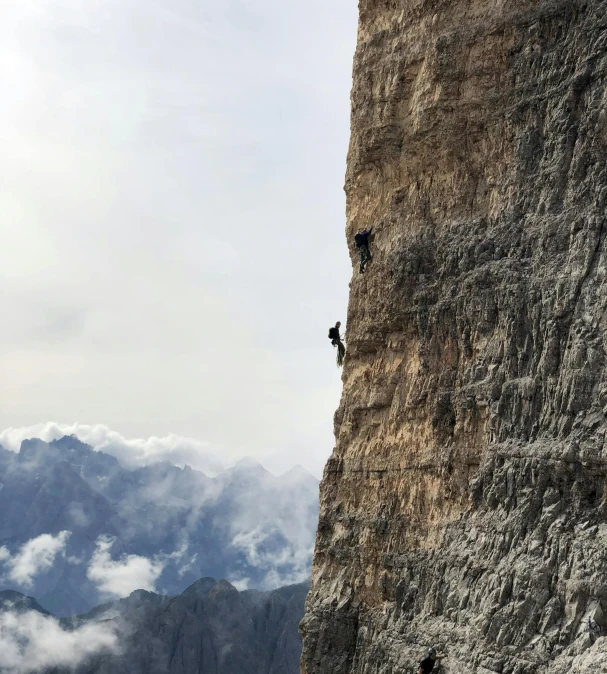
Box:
(354, 227, 373, 273)
(417, 647, 445, 674)
(328, 321, 345, 367)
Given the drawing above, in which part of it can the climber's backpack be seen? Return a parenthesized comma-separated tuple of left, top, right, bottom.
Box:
(354, 233, 365, 247)
(328, 327, 339, 341)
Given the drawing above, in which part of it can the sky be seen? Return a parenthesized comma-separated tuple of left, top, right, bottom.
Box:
(0, 0, 359, 477)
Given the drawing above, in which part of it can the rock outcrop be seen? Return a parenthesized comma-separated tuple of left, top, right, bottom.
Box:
(301, 2, 607, 673)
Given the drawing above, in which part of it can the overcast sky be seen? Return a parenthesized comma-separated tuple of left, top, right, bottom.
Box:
(0, 1, 358, 476)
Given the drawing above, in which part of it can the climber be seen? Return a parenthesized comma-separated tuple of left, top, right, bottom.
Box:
(354, 226, 373, 273)
(417, 647, 445, 674)
(328, 321, 345, 367)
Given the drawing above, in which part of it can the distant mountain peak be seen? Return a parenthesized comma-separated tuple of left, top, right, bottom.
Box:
(208, 579, 238, 598)
(181, 577, 218, 599)
(19, 437, 49, 453)
(281, 464, 317, 481)
(127, 589, 159, 602)
(51, 435, 92, 452)
(20, 581, 310, 674)
(226, 456, 269, 475)
(232, 456, 265, 470)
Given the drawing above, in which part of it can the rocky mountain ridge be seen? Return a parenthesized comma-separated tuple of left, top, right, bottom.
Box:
(0, 580, 307, 674)
(301, 1, 607, 673)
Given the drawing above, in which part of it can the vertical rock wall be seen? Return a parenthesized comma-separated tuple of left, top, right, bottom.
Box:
(301, 2, 607, 673)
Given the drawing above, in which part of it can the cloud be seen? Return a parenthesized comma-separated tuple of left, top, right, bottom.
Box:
(0, 0, 356, 481)
(177, 554, 199, 579)
(87, 536, 164, 598)
(161, 539, 199, 578)
(230, 578, 250, 591)
(66, 501, 91, 528)
(1, 531, 71, 588)
(0, 608, 118, 673)
(0, 423, 225, 475)
(230, 524, 312, 590)
(225, 466, 318, 589)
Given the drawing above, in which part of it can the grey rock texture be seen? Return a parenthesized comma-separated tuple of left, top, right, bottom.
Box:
(58, 580, 308, 674)
(301, 2, 607, 673)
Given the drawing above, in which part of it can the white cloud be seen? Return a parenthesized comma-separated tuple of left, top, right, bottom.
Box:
(1, 531, 71, 588)
(66, 555, 84, 566)
(0, 423, 225, 475)
(225, 464, 318, 588)
(0, 422, 327, 478)
(230, 523, 313, 590)
(230, 578, 250, 591)
(66, 501, 91, 528)
(0, 608, 118, 673)
(87, 536, 164, 598)
(160, 539, 199, 578)
(177, 554, 199, 579)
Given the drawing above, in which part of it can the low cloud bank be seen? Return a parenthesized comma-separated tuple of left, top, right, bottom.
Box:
(0, 608, 118, 673)
(0, 423, 225, 475)
(87, 536, 165, 598)
(0, 531, 71, 588)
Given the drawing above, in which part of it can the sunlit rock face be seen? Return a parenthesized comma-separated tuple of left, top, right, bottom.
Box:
(301, 1, 607, 672)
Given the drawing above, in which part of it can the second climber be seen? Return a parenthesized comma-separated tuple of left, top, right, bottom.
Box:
(328, 321, 346, 367)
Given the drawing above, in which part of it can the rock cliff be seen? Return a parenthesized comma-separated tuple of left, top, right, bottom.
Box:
(301, 2, 607, 673)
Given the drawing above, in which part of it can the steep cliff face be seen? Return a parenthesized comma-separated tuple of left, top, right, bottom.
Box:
(301, 2, 607, 673)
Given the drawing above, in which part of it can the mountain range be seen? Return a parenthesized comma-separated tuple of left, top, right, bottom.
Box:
(0, 435, 318, 616)
(0, 579, 308, 674)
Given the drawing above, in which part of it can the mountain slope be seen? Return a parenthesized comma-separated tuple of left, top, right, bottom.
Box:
(0, 589, 50, 616)
(60, 579, 309, 674)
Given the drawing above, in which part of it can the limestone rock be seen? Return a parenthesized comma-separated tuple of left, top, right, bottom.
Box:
(301, 2, 607, 673)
